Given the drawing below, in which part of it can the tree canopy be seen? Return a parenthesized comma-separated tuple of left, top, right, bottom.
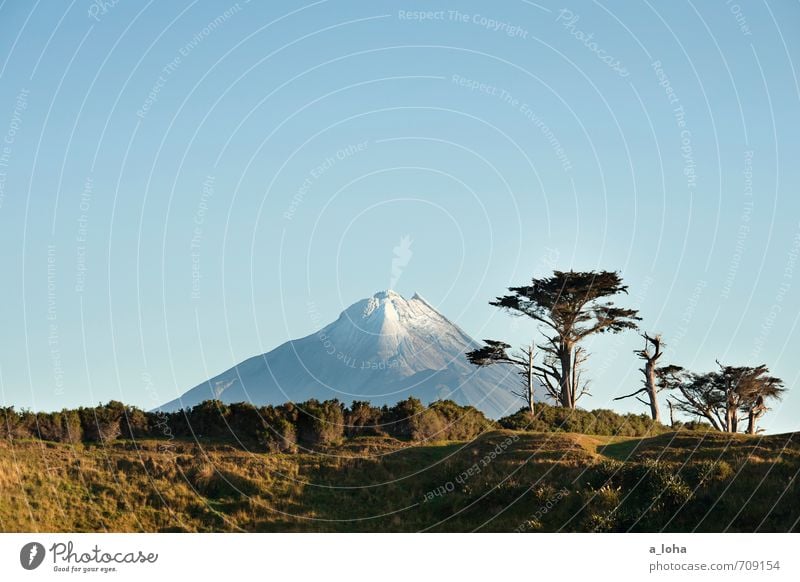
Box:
(475, 270, 641, 408)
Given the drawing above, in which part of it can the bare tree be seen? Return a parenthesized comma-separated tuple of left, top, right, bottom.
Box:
(614, 333, 664, 422)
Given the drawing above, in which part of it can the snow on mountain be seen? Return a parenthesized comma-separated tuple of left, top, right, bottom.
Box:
(157, 290, 535, 418)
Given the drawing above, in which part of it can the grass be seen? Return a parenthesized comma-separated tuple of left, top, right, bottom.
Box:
(1, 429, 798, 532)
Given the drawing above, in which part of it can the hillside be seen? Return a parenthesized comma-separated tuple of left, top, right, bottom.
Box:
(2, 429, 798, 532)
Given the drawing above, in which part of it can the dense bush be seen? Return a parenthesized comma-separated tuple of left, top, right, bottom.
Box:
(184, 400, 231, 439)
(582, 457, 695, 531)
(380, 397, 427, 440)
(345, 401, 384, 437)
(35, 410, 83, 443)
(673, 420, 715, 432)
(225, 402, 264, 442)
(4, 397, 676, 449)
(294, 399, 345, 446)
(259, 405, 297, 453)
(80, 401, 127, 442)
(425, 400, 495, 441)
(498, 403, 666, 437)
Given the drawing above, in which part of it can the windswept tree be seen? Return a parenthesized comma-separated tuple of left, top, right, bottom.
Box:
(734, 366, 785, 434)
(470, 270, 640, 409)
(614, 333, 665, 422)
(661, 367, 722, 430)
(667, 362, 785, 433)
(467, 340, 536, 414)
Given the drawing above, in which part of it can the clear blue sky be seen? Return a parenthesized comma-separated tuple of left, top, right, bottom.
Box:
(0, 1, 798, 433)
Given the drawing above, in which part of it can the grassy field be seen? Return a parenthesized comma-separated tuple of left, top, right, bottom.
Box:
(1, 429, 798, 532)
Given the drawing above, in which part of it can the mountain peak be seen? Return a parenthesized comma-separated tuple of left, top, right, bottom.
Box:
(158, 290, 526, 418)
(354, 290, 442, 325)
(367, 290, 432, 309)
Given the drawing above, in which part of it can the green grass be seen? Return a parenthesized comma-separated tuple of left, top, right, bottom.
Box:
(597, 437, 649, 461)
(1, 429, 798, 532)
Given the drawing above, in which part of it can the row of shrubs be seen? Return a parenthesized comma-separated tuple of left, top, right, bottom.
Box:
(0, 398, 494, 452)
(1, 398, 691, 451)
(499, 403, 671, 437)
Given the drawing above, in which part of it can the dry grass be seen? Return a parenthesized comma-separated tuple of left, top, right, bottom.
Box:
(1, 429, 798, 532)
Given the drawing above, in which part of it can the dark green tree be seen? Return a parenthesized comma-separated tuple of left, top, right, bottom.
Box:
(80, 401, 126, 442)
(667, 362, 785, 433)
(471, 270, 640, 409)
(740, 375, 785, 434)
(345, 400, 384, 437)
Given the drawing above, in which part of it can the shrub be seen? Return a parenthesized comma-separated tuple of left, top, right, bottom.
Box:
(121, 407, 149, 440)
(225, 402, 264, 443)
(60, 410, 83, 443)
(678, 420, 715, 432)
(382, 397, 426, 440)
(583, 483, 623, 532)
(294, 399, 345, 446)
(426, 400, 495, 441)
(259, 406, 297, 453)
(34, 412, 62, 441)
(498, 403, 666, 437)
(627, 459, 693, 510)
(345, 401, 384, 437)
(0, 407, 24, 439)
(80, 401, 126, 442)
(583, 458, 692, 531)
(35, 410, 84, 443)
(186, 400, 231, 439)
(409, 408, 446, 441)
(586, 459, 624, 489)
(682, 459, 734, 487)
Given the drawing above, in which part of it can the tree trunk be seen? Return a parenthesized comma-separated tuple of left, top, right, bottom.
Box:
(724, 377, 739, 433)
(558, 345, 574, 408)
(746, 397, 765, 435)
(725, 403, 739, 433)
(724, 392, 736, 433)
(746, 410, 757, 434)
(644, 359, 661, 423)
(724, 409, 738, 433)
(526, 343, 535, 415)
(704, 411, 722, 432)
(746, 406, 764, 435)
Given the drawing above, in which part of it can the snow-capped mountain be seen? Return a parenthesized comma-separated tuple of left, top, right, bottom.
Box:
(157, 290, 531, 418)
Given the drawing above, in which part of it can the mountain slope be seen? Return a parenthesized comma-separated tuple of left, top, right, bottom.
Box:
(158, 291, 535, 417)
